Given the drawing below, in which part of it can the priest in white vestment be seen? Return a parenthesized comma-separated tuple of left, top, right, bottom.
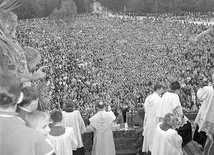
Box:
(195, 78, 214, 155)
(87, 102, 116, 155)
(62, 102, 86, 155)
(156, 81, 192, 146)
(142, 84, 163, 153)
(152, 113, 183, 155)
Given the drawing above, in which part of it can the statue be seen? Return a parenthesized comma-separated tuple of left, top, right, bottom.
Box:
(0, 0, 47, 86)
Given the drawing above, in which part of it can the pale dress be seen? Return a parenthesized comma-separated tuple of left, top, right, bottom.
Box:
(88, 111, 116, 155)
(48, 127, 77, 155)
(151, 123, 183, 155)
(62, 110, 86, 148)
(142, 92, 161, 152)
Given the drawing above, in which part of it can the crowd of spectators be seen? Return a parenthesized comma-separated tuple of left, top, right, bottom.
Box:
(16, 13, 214, 116)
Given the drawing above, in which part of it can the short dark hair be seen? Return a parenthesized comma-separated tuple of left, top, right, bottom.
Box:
(154, 84, 163, 91)
(50, 110, 62, 123)
(163, 113, 174, 123)
(170, 81, 181, 91)
(19, 86, 39, 107)
(66, 100, 75, 109)
(0, 72, 21, 108)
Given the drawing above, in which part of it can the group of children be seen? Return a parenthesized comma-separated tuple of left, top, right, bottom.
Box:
(25, 110, 78, 155)
(0, 72, 85, 155)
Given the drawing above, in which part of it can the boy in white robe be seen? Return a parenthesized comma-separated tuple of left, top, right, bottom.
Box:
(48, 110, 78, 155)
(87, 102, 116, 155)
(152, 113, 183, 155)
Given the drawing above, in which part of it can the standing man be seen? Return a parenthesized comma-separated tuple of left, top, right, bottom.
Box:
(87, 102, 116, 155)
(62, 101, 86, 155)
(142, 84, 163, 153)
(194, 74, 214, 155)
(156, 81, 192, 146)
(16, 86, 39, 122)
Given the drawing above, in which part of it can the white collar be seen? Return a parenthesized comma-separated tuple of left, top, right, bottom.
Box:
(19, 106, 31, 112)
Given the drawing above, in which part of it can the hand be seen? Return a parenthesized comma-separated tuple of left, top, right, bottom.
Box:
(108, 105, 111, 111)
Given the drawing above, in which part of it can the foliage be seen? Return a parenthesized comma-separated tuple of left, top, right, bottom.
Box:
(50, 0, 77, 23)
(0, 0, 213, 19)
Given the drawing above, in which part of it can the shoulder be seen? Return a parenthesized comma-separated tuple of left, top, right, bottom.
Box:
(167, 128, 179, 137)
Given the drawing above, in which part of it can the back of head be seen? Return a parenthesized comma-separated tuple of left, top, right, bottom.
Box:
(163, 113, 174, 123)
(25, 110, 49, 129)
(0, 72, 22, 108)
(96, 101, 105, 110)
(19, 86, 39, 107)
(154, 83, 163, 91)
(50, 110, 62, 123)
(170, 81, 180, 91)
(163, 113, 176, 128)
(65, 100, 75, 109)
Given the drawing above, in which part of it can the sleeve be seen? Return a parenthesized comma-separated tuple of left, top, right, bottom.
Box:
(170, 131, 183, 153)
(77, 111, 86, 134)
(70, 128, 78, 150)
(36, 136, 55, 155)
(86, 122, 95, 132)
(197, 88, 207, 102)
(109, 111, 116, 120)
(172, 95, 182, 110)
(172, 95, 183, 117)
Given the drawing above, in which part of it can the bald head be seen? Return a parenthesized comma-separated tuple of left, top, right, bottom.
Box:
(96, 101, 105, 110)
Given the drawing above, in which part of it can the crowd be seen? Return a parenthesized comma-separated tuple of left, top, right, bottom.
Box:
(1, 9, 214, 155)
(16, 14, 214, 116)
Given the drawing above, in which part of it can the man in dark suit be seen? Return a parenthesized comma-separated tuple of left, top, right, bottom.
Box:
(16, 86, 39, 122)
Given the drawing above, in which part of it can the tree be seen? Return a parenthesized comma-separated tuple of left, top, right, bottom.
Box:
(51, 0, 77, 24)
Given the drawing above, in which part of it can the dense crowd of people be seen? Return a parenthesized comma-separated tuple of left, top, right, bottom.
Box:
(2, 8, 214, 155)
(16, 13, 214, 115)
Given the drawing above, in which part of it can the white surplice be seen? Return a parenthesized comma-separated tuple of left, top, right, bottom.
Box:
(156, 92, 188, 128)
(47, 127, 78, 155)
(156, 92, 182, 118)
(88, 110, 116, 155)
(142, 92, 162, 152)
(62, 110, 86, 148)
(195, 86, 214, 139)
(151, 123, 183, 155)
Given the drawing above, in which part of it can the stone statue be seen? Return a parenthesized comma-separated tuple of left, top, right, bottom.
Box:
(0, 0, 46, 86)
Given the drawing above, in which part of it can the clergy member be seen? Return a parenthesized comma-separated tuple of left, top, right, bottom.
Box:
(142, 83, 163, 153)
(62, 101, 86, 155)
(87, 101, 116, 155)
(156, 81, 192, 146)
(152, 113, 183, 155)
(195, 74, 214, 155)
